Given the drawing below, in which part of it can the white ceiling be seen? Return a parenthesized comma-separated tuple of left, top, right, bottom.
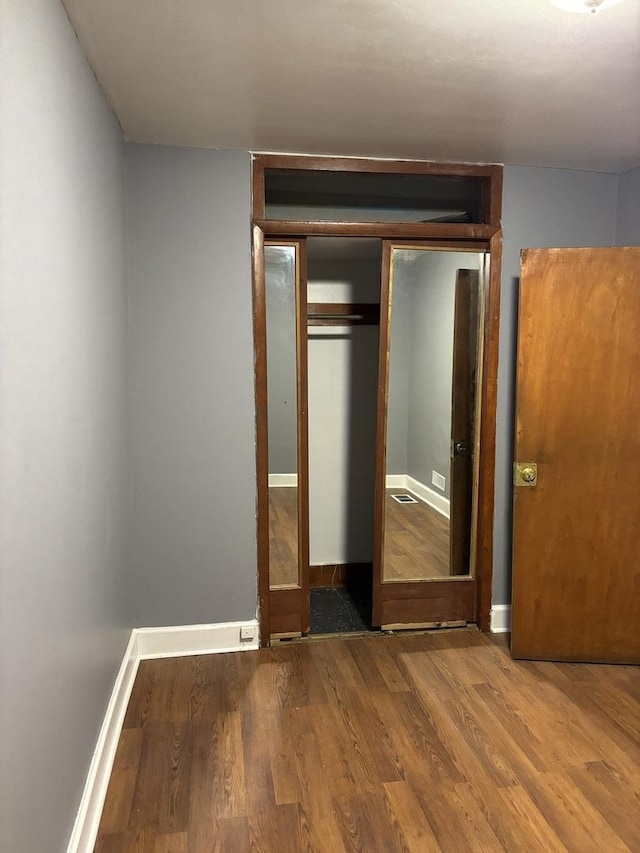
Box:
(62, 0, 640, 173)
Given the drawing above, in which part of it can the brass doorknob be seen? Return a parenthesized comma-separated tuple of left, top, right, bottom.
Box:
(514, 462, 537, 487)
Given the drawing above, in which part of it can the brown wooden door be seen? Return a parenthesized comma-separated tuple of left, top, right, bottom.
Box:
(450, 270, 479, 576)
(512, 247, 640, 663)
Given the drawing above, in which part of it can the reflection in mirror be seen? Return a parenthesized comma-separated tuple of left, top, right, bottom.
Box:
(383, 249, 482, 582)
(265, 245, 299, 589)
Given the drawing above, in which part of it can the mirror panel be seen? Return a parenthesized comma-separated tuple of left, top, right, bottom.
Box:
(382, 248, 482, 582)
(265, 245, 300, 589)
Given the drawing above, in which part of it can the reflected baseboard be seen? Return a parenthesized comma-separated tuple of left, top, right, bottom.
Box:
(268, 473, 298, 487)
(386, 474, 406, 488)
(385, 474, 450, 520)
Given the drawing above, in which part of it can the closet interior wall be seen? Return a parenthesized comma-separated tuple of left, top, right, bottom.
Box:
(307, 242, 381, 572)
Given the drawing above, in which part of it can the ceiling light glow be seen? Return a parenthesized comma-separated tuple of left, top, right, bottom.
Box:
(550, 0, 625, 12)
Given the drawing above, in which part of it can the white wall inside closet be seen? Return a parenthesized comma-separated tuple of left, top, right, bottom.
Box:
(307, 239, 381, 566)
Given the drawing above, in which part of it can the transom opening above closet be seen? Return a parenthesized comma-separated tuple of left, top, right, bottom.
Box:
(264, 168, 484, 224)
(307, 236, 381, 263)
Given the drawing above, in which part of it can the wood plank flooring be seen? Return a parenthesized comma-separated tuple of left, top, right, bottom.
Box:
(269, 487, 298, 588)
(383, 490, 450, 580)
(96, 631, 640, 852)
(269, 487, 452, 588)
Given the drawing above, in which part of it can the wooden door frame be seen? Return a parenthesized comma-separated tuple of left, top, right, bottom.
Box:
(252, 155, 502, 644)
(252, 153, 503, 227)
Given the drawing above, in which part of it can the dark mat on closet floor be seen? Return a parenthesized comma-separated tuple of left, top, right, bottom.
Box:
(310, 586, 371, 634)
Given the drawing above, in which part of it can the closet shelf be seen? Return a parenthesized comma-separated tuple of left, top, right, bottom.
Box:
(307, 302, 380, 326)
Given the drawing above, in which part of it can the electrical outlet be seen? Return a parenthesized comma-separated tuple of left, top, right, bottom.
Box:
(432, 470, 446, 491)
(240, 625, 256, 642)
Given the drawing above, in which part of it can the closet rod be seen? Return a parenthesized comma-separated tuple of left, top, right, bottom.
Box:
(307, 302, 380, 326)
(309, 313, 364, 321)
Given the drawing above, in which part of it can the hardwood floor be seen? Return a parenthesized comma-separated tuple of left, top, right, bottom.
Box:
(383, 490, 451, 580)
(269, 487, 453, 587)
(96, 631, 640, 852)
(269, 487, 298, 588)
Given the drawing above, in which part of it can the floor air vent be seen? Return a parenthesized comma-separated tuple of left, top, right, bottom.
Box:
(391, 493, 418, 504)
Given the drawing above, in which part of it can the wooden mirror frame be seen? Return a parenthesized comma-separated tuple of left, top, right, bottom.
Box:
(252, 154, 502, 645)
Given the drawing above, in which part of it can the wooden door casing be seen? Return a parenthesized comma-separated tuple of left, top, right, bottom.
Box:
(252, 156, 503, 642)
(512, 247, 640, 663)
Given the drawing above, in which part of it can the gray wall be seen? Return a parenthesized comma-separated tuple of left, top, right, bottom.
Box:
(387, 251, 480, 499)
(616, 166, 640, 246)
(493, 165, 618, 605)
(126, 144, 257, 626)
(406, 252, 455, 497)
(0, 1, 130, 850)
(407, 252, 480, 499)
(265, 248, 298, 474)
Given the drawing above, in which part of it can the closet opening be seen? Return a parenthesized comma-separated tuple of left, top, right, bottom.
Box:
(253, 154, 503, 645)
(306, 237, 382, 635)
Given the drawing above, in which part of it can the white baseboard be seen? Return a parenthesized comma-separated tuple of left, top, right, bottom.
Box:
(268, 473, 297, 487)
(386, 474, 450, 520)
(67, 631, 140, 853)
(406, 475, 450, 520)
(385, 474, 406, 488)
(67, 618, 259, 852)
(490, 605, 511, 633)
(136, 619, 260, 659)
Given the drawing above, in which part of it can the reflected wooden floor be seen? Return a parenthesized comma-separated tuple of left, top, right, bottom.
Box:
(269, 487, 299, 588)
(95, 631, 640, 851)
(269, 487, 453, 586)
(383, 490, 451, 580)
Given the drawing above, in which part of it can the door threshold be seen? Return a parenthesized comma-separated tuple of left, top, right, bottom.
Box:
(382, 619, 468, 631)
(270, 623, 478, 645)
(270, 631, 303, 641)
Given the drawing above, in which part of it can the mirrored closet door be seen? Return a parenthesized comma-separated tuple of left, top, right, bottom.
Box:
(373, 243, 487, 629)
(260, 239, 309, 636)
